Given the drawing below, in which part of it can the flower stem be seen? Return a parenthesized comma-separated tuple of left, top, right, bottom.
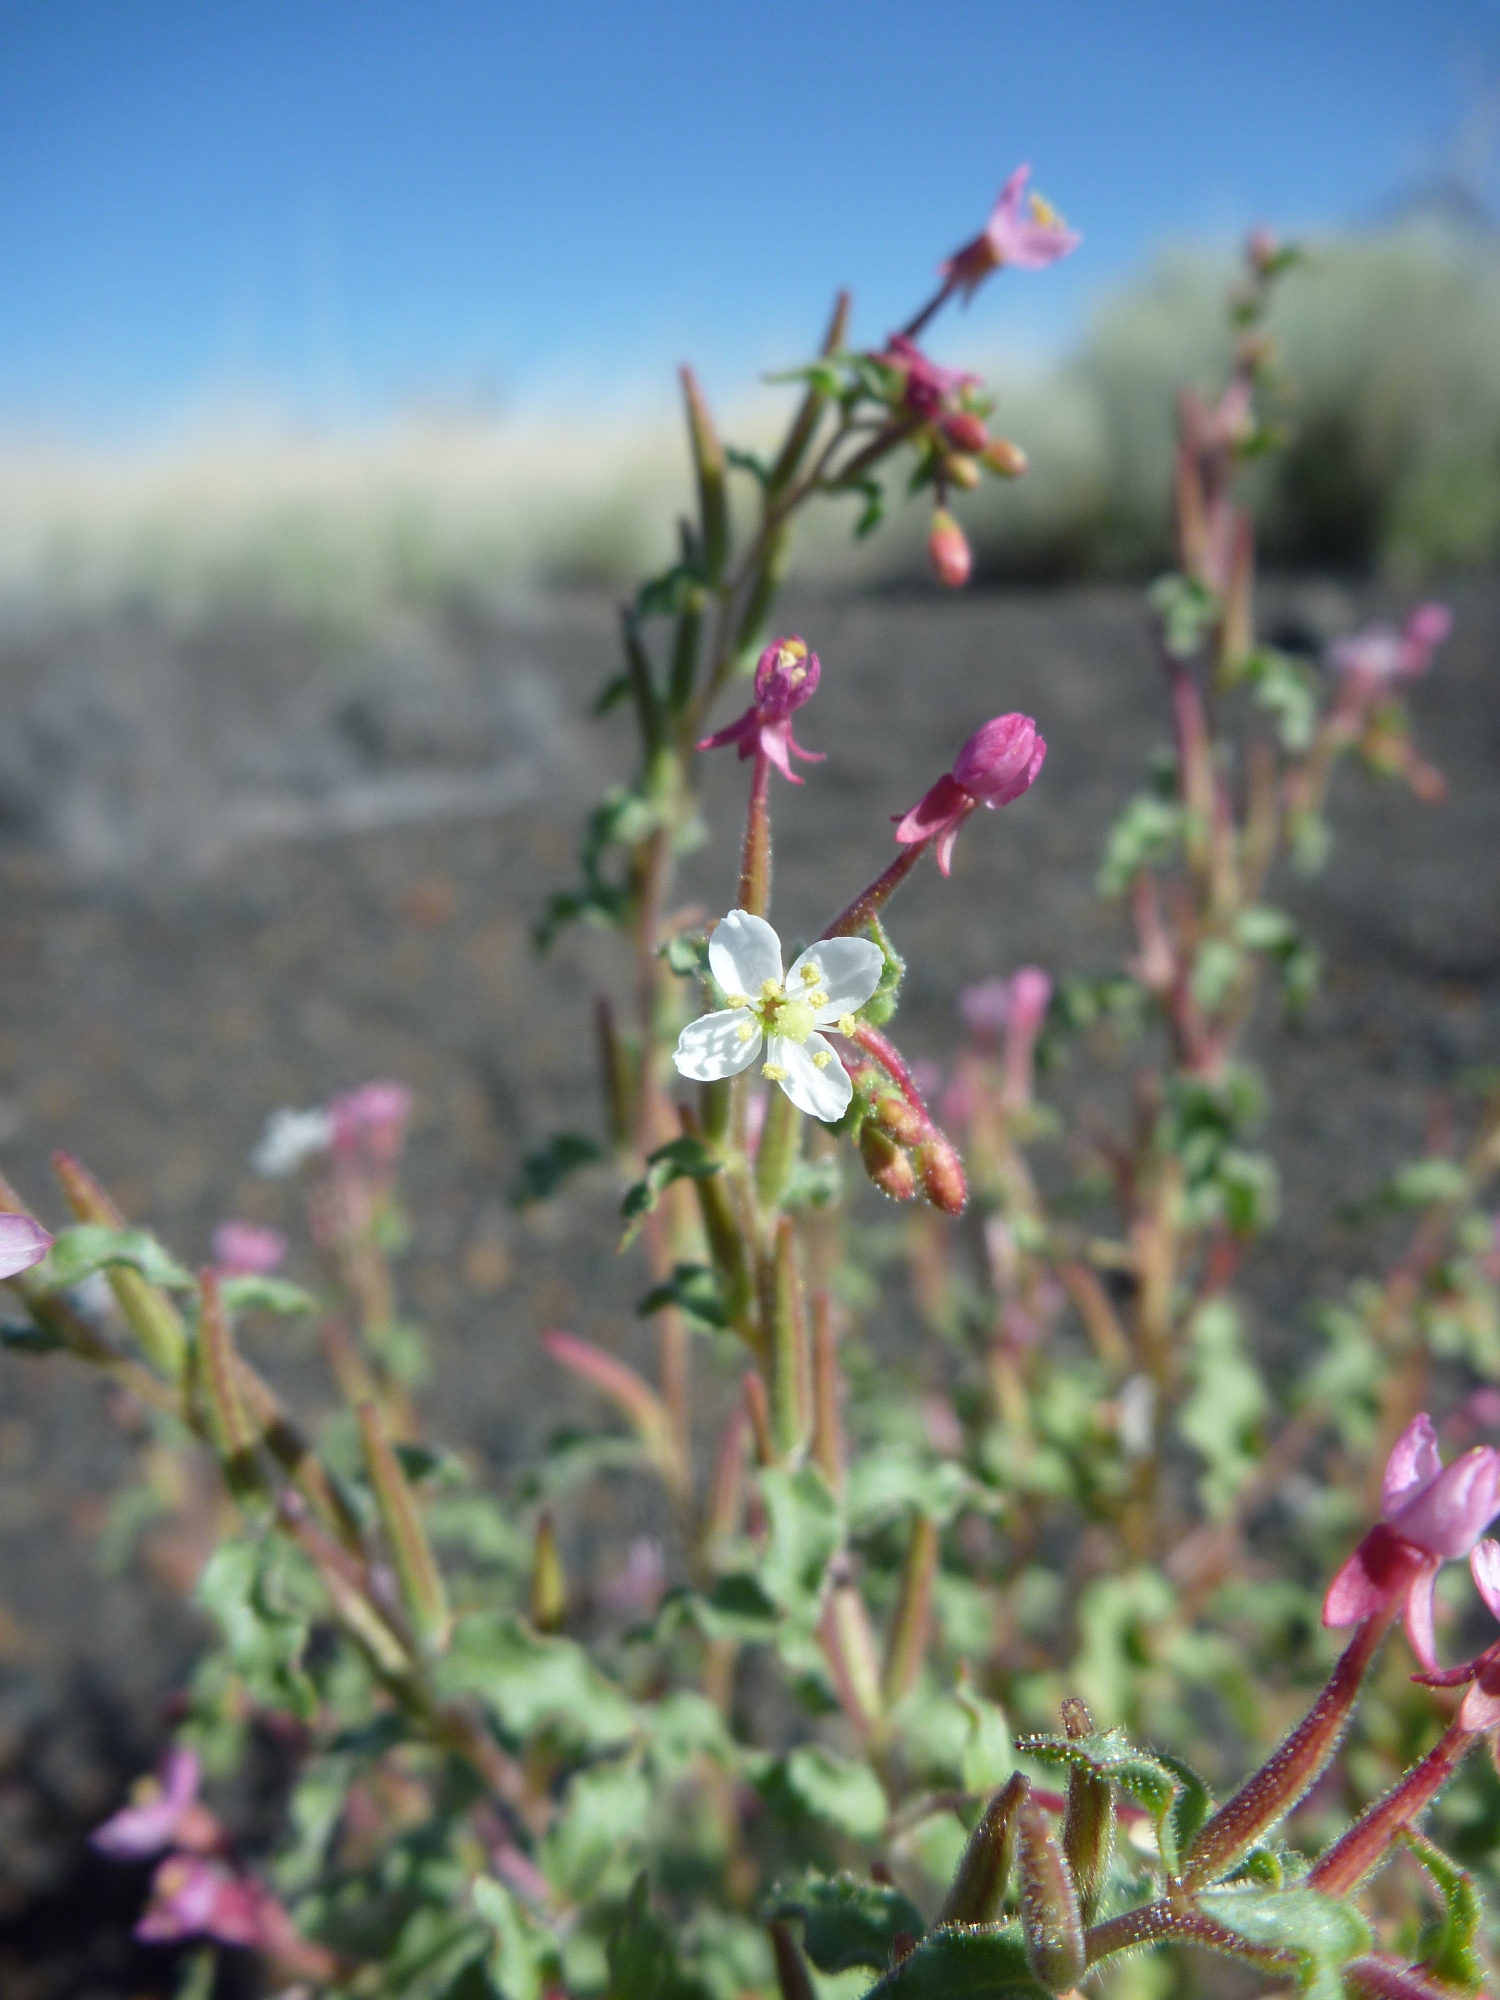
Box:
(1307, 1717, 1477, 1898)
(820, 841, 928, 939)
(738, 749, 772, 916)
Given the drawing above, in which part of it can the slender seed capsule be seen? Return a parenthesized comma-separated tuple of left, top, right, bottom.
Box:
(1060, 1698, 1113, 1926)
(530, 1510, 568, 1634)
(358, 1403, 452, 1657)
(1018, 1802, 1086, 1993)
(939, 1771, 1030, 1924)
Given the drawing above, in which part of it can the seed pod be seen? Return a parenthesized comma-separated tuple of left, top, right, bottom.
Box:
(358, 1403, 452, 1656)
(1018, 1802, 1085, 1993)
(871, 1091, 925, 1147)
(195, 1271, 263, 1502)
(859, 1123, 917, 1202)
(916, 1132, 968, 1215)
(530, 1509, 567, 1633)
(939, 1771, 1030, 1924)
(1060, 1698, 1113, 1925)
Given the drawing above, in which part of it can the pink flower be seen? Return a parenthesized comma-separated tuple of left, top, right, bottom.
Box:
(1327, 604, 1452, 687)
(1323, 1414, 1500, 1669)
(1413, 1538, 1500, 1730)
(0, 1211, 53, 1281)
(329, 1081, 413, 1166)
(878, 334, 976, 420)
(696, 636, 825, 784)
(942, 165, 1081, 300)
(598, 1536, 667, 1618)
(894, 715, 1047, 875)
(927, 509, 971, 589)
(210, 1220, 288, 1277)
(92, 1747, 216, 1861)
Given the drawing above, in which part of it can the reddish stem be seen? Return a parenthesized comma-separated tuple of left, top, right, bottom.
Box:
(821, 838, 930, 939)
(737, 749, 772, 916)
(1307, 1718, 1477, 1898)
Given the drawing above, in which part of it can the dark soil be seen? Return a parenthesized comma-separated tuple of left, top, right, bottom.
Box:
(0, 575, 1495, 1994)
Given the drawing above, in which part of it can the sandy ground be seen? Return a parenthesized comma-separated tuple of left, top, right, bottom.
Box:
(0, 575, 1495, 1994)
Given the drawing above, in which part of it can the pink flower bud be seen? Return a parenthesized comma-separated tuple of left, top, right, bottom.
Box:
(981, 436, 1027, 477)
(894, 714, 1046, 874)
(942, 410, 989, 454)
(0, 1211, 53, 1281)
(916, 1130, 967, 1214)
(859, 1121, 918, 1201)
(928, 509, 971, 588)
(329, 1081, 413, 1165)
(880, 335, 976, 419)
(210, 1220, 288, 1277)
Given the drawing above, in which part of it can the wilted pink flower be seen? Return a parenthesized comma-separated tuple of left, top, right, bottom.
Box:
(942, 165, 1081, 300)
(210, 1220, 288, 1278)
(0, 1211, 53, 1281)
(927, 509, 971, 589)
(894, 714, 1047, 875)
(1323, 1414, 1500, 1669)
(92, 1747, 217, 1861)
(329, 1082, 413, 1166)
(878, 334, 976, 420)
(136, 1856, 262, 1945)
(1327, 604, 1453, 687)
(959, 978, 1012, 1044)
(696, 636, 825, 784)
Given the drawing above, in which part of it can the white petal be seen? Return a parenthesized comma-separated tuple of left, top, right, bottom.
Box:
(787, 935, 885, 1021)
(674, 1009, 762, 1081)
(708, 910, 783, 1002)
(768, 1032, 852, 1122)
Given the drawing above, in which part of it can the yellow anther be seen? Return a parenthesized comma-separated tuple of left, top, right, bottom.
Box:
(806, 989, 829, 1009)
(1029, 192, 1064, 227)
(799, 962, 822, 985)
(837, 1014, 857, 1037)
(725, 992, 751, 1009)
(735, 1020, 756, 1043)
(762, 1062, 787, 1082)
(811, 1051, 832, 1069)
(761, 979, 782, 1000)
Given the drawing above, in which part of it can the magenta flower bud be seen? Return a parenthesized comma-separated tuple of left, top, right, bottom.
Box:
(210, 1219, 288, 1278)
(942, 410, 989, 454)
(941, 164, 1081, 301)
(928, 509, 971, 588)
(894, 714, 1046, 876)
(878, 334, 976, 420)
(92, 1747, 210, 1861)
(0, 1211, 53, 1281)
(1323, 1414, 1500, 1668)
(697, 636, 826, 785)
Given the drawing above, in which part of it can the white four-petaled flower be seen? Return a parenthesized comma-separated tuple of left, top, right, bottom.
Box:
(673, 910, 883, 1123)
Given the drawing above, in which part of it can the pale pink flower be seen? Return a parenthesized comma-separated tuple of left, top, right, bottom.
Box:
(942, 165, 1081, 300)
(697, 636, 825, 784)
(92, 1747, 217, 1861)
(210, 1220, 288, 1278)
(598, 1536, 667, 1618)
(1327, 604, 1452, 687)
(959, 977, 1013, 1044)
(894, 715, 1047, 875)
(329, 1081, 413, 1166)
(927, 509, 972, 588)
(1413, 1538, 1500, 1730)
(0, 1211, 53, 1281)
(1323, 1414, 1500, 1668)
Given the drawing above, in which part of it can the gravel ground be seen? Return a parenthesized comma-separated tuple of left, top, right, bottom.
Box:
(0, 574, 1495, 1994)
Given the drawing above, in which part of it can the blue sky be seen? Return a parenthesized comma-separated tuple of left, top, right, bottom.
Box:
(0, 0, 1495, 438)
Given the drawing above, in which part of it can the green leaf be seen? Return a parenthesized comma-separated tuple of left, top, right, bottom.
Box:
(1196, 1888, 1370, 2000)
(770, 1872, 926, 1972)
(542, 1758, 651, 1901)
(434, 1612, 636, 1752)
(1243, 648, 1318, 752)
(1018, 1726, 1180, 1819)
(637, 1263, 727, 1329)
(1097, 795, 1184, 897)
(620, 1137, 722, 1248)
(472, 1877, 562, 2000)
(1149, 573, 1220, 659)
(0, 1319, 65, 1355)
(216, 1275, 319, 1316)
(1387, 1158, 1471, 1208)
(846, 1450, 982, 1533)
(725, 444, 773, 487)
(33, 1225, 194, 1295)
(1404, 1831, 1485, 1994)
(684, 1573, 782, 1643)
(757, 1465, 841, 1614)
(663, 933, 709, 979)
(957, 1686, 1016, 1794)
(775, 1744, 888, 1842)
(607, 1875, 712, 2000)
(196, 1538, 316, 1719)
(511, 1132, 604, 1208)
(1155, 1752, 1216, 1876)
(861, 1923, 1046, 2000)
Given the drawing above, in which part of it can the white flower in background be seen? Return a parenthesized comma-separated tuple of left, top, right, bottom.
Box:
(251, 1107, 334, 1178)
(673, 910, 883, 1123)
